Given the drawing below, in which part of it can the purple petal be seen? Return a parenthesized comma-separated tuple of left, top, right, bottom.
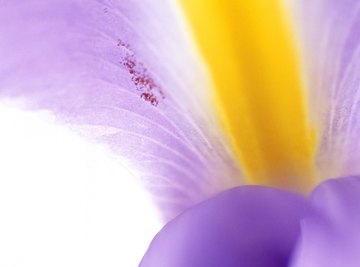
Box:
(140, 186, 308, 267)
(293, 1, 360, 179)
(291, 176, 360, 267)
(0, 1, 241, 220)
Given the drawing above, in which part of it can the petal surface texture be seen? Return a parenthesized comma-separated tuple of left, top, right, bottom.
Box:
(140, 186, 308, 267)
(291, 176, 360, 267)
(180, 0, 316, 191)
(0, 1, 241, 220)
(293, 0, 360, 179)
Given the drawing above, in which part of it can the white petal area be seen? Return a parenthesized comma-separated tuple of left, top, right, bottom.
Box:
(0, 101, 162, 267)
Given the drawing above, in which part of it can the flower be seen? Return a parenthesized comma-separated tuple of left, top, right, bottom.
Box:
(0, 0, 359, 266)
(140, 177, 360, 267)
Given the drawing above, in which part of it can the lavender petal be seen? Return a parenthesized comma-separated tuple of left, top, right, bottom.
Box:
(0, 0, 241, 220)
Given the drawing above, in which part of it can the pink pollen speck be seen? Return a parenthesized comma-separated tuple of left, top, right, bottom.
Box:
(117, 39, 165, 106)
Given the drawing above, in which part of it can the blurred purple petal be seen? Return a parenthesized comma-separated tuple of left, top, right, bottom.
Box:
(291, 176, 360, 267)
(140, 186, 308, 267)
(0, 1, 242, 220)
(293, 0, 360, 179)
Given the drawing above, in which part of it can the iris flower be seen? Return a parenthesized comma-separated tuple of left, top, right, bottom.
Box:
(0, 0, 359, 266)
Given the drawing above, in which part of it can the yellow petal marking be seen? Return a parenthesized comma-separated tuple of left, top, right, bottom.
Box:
(180, 0, 316, 192)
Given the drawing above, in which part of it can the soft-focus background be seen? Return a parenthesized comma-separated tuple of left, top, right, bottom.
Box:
(0, 100, 162, 267)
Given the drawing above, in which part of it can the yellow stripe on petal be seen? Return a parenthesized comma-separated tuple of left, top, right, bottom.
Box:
(180, 0, 316, 192)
